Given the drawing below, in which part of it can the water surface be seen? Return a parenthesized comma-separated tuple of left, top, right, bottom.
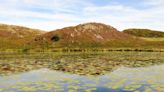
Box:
(0, 52, 164, 92)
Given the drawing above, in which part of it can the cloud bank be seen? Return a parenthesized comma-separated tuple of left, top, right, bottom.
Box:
(0, 0, 164, 31)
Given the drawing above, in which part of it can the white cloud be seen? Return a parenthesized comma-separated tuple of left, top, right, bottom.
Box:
(81, 2, 164, 31)
(0, 0, 164, 31)
(143, 0, 164, 6)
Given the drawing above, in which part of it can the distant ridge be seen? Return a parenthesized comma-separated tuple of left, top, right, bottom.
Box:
(0, 24, 45, 49)
(123, 28, 164, 37)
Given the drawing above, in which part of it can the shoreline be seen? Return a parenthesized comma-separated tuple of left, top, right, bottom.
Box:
(0, 48, 164, 53)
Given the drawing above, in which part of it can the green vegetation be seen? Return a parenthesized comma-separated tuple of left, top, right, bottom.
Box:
(51, 35, 60, 42)
(123, 28, 164, 37)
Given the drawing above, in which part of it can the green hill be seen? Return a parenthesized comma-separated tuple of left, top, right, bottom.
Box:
(123, 29, 164, 38)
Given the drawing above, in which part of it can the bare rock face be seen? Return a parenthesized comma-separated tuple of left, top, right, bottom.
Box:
(75, 22, 117, 32)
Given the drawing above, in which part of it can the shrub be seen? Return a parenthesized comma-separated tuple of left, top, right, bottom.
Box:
(51, 35, 60, 42)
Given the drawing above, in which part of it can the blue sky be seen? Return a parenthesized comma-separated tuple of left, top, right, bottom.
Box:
(0, 0, 164, 31)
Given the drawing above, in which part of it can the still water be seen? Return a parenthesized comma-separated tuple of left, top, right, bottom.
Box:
(0, 52, 164, 92)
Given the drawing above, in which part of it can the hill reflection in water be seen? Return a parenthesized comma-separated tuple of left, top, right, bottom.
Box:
(0, 64, 164, 92)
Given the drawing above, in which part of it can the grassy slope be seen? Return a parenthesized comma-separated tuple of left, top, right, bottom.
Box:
(0, 24, 45, 49)
(122, 28, 164, 48)
(140, 37, 164, 41)
(123, 28, 164, 37)
(34, 23, 164, 50)
(0, 23, 164, 51)
(34, 23, 144, 48)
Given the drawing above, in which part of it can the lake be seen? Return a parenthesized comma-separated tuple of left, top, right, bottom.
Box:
(0, 52, 164, 92)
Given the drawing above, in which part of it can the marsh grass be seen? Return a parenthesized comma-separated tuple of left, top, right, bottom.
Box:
(1, 47, 164, 55)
